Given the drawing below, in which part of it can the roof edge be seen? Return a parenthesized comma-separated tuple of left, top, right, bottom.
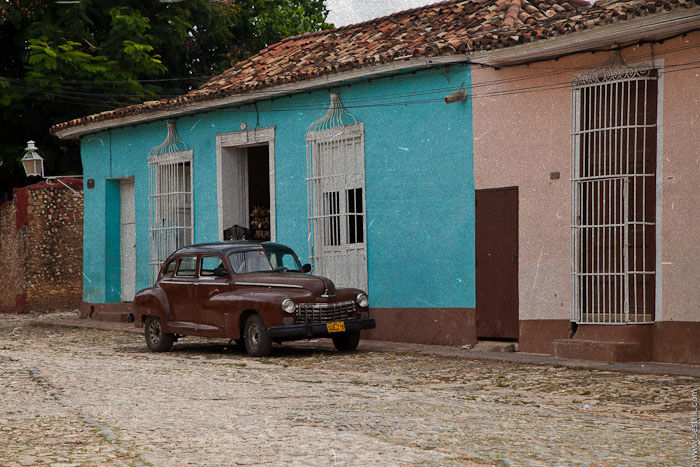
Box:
(53, 2, 699, 140)
(470, 5, 700, 66)
(53, 54, 469, 140)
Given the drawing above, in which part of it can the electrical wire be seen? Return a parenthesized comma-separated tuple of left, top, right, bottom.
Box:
(4, 32, 700, 99)
(3, 36, 699, 113)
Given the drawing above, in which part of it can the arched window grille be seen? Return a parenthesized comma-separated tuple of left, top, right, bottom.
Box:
(306, 94, 368, 292)
(148, 121, 193, 283)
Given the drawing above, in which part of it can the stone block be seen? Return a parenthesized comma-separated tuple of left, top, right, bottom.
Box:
(553, 338, 648, 363)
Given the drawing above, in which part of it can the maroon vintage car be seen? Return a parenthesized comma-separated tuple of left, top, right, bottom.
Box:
(130, 241, 375, 357)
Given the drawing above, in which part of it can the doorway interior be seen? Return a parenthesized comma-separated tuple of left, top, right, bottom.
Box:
(219, 144, 271, 241)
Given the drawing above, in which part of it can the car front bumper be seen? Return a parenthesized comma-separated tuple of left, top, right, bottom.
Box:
(268, 317, 376, 341)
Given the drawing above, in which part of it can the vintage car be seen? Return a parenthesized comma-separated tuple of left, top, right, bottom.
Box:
(130, 241, 375, 357)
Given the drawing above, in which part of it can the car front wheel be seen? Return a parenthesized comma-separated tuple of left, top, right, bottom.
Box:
(244, 315, 272, 357)
(332, 330, 361, 352)
(144, 316, 175, 352)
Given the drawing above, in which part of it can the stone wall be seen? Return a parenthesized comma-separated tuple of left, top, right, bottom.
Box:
(0, 178, 83, 313)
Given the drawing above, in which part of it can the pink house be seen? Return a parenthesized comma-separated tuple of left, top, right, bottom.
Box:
(471, 0, 700, 363)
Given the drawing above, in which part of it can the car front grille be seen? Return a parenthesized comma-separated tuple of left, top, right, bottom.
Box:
(296, 301, 355, 324)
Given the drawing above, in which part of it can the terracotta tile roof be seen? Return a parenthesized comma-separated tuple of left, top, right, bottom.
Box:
(51, 0, 696, 135)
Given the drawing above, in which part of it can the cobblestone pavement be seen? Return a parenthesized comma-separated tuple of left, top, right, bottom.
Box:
(1, 313, 698, 466)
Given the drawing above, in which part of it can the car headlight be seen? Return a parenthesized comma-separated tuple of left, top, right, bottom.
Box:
(281, 299, 296, 314)
(356, 293, 369, 308)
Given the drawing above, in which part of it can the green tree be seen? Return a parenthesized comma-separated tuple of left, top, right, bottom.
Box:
(0, 0, 331, 196)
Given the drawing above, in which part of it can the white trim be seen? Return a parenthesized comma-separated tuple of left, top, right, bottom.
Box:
(216, 127, 276, 242)
(216, 135, 223, 238)
(147, 149, 193, 164)
(119, 177, 136, 302)
(218, 127, 275, 147)
(470, 8, 700, 66)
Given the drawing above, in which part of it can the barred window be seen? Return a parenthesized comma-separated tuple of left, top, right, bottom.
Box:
(148, 150, 193, 283)
(306, 124, 368, 291)
(571, 65, 657, 324)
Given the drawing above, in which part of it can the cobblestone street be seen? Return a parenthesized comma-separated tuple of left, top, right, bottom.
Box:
(1, 312, 697, 466)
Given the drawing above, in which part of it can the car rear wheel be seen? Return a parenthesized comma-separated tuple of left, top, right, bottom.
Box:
(332, 330, 361, 352)
(244, 315, 272, 357)
(144, 316, 175, 352)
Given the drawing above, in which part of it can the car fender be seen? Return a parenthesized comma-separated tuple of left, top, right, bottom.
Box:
(133, 287, 173, 327)
(206, 288, 314, 331)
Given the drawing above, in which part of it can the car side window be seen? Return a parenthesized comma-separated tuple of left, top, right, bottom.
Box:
(200, 256, 225, 276)
(162, 259, 177, 277)
(175, 256, 197, 277)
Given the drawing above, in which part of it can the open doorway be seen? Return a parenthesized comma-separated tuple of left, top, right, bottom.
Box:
(220, 144, 270, 240)
(216, 127, 276, 242)
(217, 127, 276, 242)
(246, 146, 271, 240)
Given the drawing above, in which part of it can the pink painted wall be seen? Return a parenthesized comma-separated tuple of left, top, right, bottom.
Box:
(472, 31, 700, 323)
(656, 31, 700, 322)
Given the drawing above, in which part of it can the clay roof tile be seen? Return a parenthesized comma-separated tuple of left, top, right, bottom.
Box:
(52, 0, 694, 134)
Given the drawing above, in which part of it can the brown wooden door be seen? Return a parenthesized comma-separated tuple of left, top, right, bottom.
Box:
(476, 187, 519, 339)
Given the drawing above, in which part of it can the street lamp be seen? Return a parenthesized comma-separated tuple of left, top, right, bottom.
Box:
(20, 140, 82, 194)
(21, 140, 45, 177)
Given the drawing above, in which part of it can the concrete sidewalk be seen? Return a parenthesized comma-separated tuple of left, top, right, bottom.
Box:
(26, 311, 700, 378)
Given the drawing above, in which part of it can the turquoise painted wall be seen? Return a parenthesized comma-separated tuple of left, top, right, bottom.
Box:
(81, 64, 475, 309)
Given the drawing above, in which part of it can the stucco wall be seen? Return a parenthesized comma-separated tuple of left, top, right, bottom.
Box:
(655, 31, 700, 322)
(472, 59, 574, 321)
(80, 65, 476, 310)
(0, 179, 83, 313)
(472, 32, 700, 323)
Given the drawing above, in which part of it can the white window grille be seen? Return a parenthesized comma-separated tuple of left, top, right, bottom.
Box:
(306, 94, 368, 292)
(571, 60, 657, 324)
(148, 122, 193, 283)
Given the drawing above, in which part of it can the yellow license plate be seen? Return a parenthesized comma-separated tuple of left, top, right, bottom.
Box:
(326, 321, 345, 333)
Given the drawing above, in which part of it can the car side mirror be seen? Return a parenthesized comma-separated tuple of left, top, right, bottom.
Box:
(214, 266, 228, 277)
(302, 264, 312, 273)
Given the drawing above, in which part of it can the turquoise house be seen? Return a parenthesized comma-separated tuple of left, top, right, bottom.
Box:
(52, 1, 490, 345)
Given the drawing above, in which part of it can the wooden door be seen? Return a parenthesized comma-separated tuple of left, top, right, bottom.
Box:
(476, 187, 519, 339)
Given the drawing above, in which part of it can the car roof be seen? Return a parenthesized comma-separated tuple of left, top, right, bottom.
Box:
(172, 241, 294, 257)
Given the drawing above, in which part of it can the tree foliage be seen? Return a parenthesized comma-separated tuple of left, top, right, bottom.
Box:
(0, 0, 331, 195)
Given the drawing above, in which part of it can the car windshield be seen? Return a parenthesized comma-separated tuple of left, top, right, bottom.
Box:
(228, 250, 273, 274)
(264, 248, 303, 272)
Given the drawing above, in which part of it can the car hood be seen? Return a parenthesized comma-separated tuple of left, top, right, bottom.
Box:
(233, 272, 336, 296)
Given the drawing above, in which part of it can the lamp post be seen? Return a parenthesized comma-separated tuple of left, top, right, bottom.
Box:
(20, 140, 82, 194)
